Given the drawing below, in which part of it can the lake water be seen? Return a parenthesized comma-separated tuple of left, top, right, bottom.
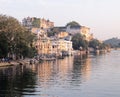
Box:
(0, 50, 120, 97)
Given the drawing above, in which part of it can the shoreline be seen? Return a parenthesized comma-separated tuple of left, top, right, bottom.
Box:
(0, 59, 30, 67)
(0, 61, 19, 67)
(0, 58, 39, 67)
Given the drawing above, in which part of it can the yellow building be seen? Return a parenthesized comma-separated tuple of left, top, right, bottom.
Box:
(35, 29, 53, 55)
(40, 18, 54, 29)
(36, 38, 73, 56)
(57, 39, 73, 55)
(31, 27, 40, 34)
(22, 17, 54, 29)
(57, 31, 68, 38)
(46, 38, 73, 56)
(36, 37, 52, 55)
(66, 25, 93, 41)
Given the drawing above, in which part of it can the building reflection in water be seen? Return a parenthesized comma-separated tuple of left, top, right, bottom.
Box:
(36, 56, 74, 88)
(73, 55, 91, 83)
(36, 55, 91, 88)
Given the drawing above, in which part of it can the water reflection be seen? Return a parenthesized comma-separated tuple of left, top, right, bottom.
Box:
(1, 51, 120, 97)
(71, 55, 91, 86)
(0, 64, 37, 97)
(35, 55, 91, 96)
(0, 55, 91, 97)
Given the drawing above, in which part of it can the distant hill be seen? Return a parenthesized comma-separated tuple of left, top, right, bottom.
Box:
(104, 38, 120, 47)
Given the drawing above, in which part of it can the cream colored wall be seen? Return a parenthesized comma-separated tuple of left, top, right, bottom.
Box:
(57, 31, 68, 38)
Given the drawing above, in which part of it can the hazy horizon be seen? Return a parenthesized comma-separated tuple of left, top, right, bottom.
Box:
(0, 0, 120, 40)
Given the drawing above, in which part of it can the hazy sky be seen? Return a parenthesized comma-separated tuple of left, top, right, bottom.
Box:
(0, 0, 120, 40)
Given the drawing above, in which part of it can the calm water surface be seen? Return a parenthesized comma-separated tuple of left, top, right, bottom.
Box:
(0, 50, 120, 97)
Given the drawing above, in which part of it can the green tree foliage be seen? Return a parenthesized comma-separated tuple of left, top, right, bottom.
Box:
(47, 31, 55, 37)
(99, 43, 106, 50)
(47, 27, 60, 37)
(32, 18, 40, 28)
(0, 32, 8, 57)
(66, 21, 81, 27)
(71, 33, 88, 50)
(89, 39, 109, 50)
(0, 15, 37, 58)
(89, 39, 101, 49)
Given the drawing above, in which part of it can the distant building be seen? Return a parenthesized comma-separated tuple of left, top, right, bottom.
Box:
(35, 32, 73, 55)
(36, 37, 52, 55)
(40, 18, 54, 29)
(22, 17, 32, 27)
(22, 17, 94, 54)
(66, 25, 81, 35)
(22, 17, 54, 55)
(57, 31, 69, 39)
(51, 39, 73, 55)
(22, 17, 54, 29)
(58, 39, 73, 55)
(35, 31, 52, 55)
(31, 27, 40, 34)
(51, 27, 69, 38)
(80, 26, 93, 41)
(66, 25, 93, 41)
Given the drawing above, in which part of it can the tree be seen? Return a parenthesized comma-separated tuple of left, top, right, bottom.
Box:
(0, 14, 37, 59)
(99, 43, 106, 50)
(32, 18, 40, 28)
(47, 31, 55, 37)
(0, 32, 8, 58)
(66, 21, 81, 27)
(71, 33, 88, 50)
(89, 39, 101, 49)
